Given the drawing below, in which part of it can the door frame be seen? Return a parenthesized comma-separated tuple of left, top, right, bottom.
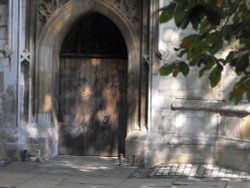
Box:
(34, 0, 141, 157)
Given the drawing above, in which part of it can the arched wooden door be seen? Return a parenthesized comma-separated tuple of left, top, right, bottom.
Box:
(58, 13, 128, 156)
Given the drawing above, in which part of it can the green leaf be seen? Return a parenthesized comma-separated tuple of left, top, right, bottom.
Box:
(186, 51, 194, 60)
(236, 54, 249, 75)
(211, 39, 223, 54)
(178, 49, 187, 57)
(229, 92, 243, 105)
(207, 32, 220, 42)
(160, 3, 176, 23)
(226, 51, 236, 62)
(180, 17, 190, 29)
(196, 54, 216, 67)
(234, 77, 249, 88)
(247, 90, 250, 103)
(178, 61, 190, 76)
(159, 63, 176, 76)
(245, 79, 250, 90)
(240, 37, 250, 48)
(246, 83, 250, 102)
(181, 34, 201, 48)
(199, 62, 214, 77)
(189, 57, 200, 66)
(229, 58, 238, 67)
(209, 65, 222, 87)
(233, 8, 243, 23)
(223, 26, 233, 41)
(206, 32, 223, 54)
(203, 6, 221, 25)
(188, 5, 204, 29)
(174, 9, 187, 26)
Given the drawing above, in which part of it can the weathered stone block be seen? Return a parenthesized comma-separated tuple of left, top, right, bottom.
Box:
(242, 116, 250, 140)
(160, 108, 175, 117)
(0, 5, 8, 17)
(151, 116, 174, 133)
(0, 15, 7, 26)
(0, 71, 3, 92)
(145, 140, 215, 166)
(0, 25, 7, 39)
(216, 139, 250, 173)
(125, 132, 146, 167)
(159, 89, 203, 98)
(174, 115, 205, 137)
(219, 115, 243, 139)
(0, 144, 19, 161)
(0, 129, 18, 144)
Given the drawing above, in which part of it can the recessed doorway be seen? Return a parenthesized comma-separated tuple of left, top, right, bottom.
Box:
(58, 13, 128, 157)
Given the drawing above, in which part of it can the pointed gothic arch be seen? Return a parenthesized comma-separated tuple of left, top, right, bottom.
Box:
(34, 0, 141, 156)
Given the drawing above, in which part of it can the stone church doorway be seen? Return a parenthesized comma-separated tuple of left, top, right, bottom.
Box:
(35, 0, 140, 159)
(58, 13, 128, 156)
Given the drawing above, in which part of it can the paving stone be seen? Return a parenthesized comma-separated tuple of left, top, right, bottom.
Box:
(162, 168, 171, 176)
(172, 185, 225, 188)
(35, 174, 69, 180)
(16, 178, 62, 188)
(0, 171, 37, 179)
(226, 182, 250, 188)
(0, 162, 37, 173)
(103, 171, 133, 178)
(29, 167, 80, 175)
(2, 157, 250, 188)
(156, 168, 164, 175)
(150, 163, 250, 180)
(120, 178, 175, 188)
(54, 182, 114, 188)
(65, 175, 125, 186)
(0, 178, 24, 188)
(173, 180, 226, 188)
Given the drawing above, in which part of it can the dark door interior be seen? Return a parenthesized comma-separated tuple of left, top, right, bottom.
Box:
(58, 13, 128, 156)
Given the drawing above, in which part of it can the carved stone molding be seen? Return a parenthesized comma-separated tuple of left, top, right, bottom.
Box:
(109, 0, 140, 25)
(20, 49, 31, 64)
(172, 99, 250, 115)
(0, 44, 12, 57)
(39, 0, 69, 21)
(38, 0, 140, 25)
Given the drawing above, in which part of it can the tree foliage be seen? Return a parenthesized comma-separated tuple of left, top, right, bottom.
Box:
(159, 0, 250, 104)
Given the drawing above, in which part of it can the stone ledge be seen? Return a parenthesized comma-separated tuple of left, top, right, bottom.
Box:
(171, 99, 250, 114)
(218, 137, 250, 151)
(144, 134, 217, 145)
(216, 139, 250, 173)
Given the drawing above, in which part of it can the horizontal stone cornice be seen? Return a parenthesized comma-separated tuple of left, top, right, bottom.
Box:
(171, 99, 250, 115)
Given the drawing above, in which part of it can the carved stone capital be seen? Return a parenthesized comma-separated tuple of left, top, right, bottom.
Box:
(109, 0, 140, 25)
(20, 49, 31, 64)
(0, 45, 12, 57)
(38, 0, 69, 22)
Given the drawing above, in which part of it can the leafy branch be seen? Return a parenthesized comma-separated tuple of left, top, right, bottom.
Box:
(159, 0, 250, 104)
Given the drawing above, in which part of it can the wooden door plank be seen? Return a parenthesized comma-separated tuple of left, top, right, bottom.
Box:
(59, 58, 127, 156)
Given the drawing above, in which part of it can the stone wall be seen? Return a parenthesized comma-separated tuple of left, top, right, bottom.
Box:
(136, 0, 250, 171)
(0, 0, 8, 53)
(0, 0, 19, 161)
(0, 0, 250, 172)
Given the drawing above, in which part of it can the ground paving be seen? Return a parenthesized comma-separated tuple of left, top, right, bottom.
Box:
(150, 163, 250, 180)
(0, 156, 250, 187)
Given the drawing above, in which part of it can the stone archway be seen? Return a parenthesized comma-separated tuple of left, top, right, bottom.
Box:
(34, 0, 140, 157)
